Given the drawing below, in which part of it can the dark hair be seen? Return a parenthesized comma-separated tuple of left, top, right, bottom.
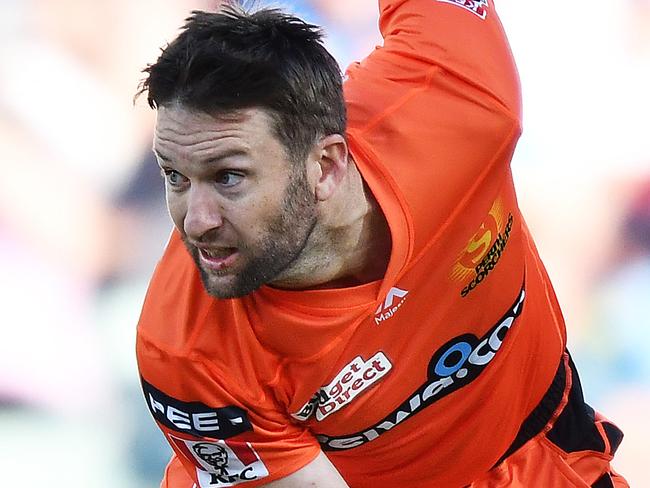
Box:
(137, 3, 346, 164)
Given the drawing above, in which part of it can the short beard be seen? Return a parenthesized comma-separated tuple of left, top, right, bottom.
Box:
(184, 166, 317, 299)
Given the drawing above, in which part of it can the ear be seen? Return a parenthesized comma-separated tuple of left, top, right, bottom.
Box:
(307, 134, 349, 202)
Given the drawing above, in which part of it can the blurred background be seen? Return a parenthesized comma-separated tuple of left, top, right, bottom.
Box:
(0, 0, 648, 486)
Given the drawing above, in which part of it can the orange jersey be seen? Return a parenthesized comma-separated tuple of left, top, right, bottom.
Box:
(137, 1, 567, 487)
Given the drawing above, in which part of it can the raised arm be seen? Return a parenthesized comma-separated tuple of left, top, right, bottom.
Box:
(344, 0, 523, 248)
(347, 0, 521, 124)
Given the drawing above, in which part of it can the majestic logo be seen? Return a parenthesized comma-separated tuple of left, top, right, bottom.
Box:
(437, 0, 489, 20)
(450, 198, 513, 297)
(318, 284, 525, 451)
(292, 352, 393, 422)
(141, 378, 252, 439)
(169, 435, 269, 487)
(374, 287, 409, 325)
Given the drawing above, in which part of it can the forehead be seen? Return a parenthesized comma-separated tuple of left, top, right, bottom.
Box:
(153, 105, 281, 159)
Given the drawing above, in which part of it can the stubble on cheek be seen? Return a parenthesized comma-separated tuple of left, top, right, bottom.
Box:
(178, 165, 317, 298)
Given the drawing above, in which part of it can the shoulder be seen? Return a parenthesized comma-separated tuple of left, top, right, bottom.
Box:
(137, 230, 213, 352)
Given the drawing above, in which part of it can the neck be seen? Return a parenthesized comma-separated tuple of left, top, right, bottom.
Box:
(270, 161, 391, 290)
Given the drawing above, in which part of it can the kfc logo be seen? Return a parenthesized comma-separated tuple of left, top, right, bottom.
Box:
(293, 352, 393, 421)
(437, 0, 489, 20)
(169, 436, 269, 487)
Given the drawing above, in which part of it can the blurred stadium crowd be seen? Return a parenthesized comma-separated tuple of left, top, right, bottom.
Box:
(1, 0, 648, 486)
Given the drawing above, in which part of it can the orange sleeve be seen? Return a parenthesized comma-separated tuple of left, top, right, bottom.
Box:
(138, 363, 323, 488)
(349, 0, 521, 122)
(138, 348, 322, 486)
(383, 0, 521, 113)
(345, 0, 522, 250)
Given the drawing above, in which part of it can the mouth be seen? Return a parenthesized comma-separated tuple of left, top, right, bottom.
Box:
(197, 247, 239, 271)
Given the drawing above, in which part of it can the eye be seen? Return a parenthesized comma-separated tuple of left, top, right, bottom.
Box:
(216, 171, 244, 188)
(161, 169, 188, 189)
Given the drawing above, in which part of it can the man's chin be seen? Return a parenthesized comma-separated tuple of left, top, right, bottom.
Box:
(198, 267, 266, 299)
(198, 270, 240, 299)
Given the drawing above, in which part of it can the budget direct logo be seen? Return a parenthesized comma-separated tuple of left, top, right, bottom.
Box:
(292, 352, 393, 422)
(437, 0, 489, 20)
(450, 198, 513, 297)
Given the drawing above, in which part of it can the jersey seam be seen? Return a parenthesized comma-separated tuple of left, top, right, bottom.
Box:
(522, 228, 567, 350)
(356, 63, 520, 137)
(356, 64, 444, 134)
(346, 132, 415, 298)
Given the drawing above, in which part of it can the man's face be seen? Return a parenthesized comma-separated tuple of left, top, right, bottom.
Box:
(153, 105, 317, 298)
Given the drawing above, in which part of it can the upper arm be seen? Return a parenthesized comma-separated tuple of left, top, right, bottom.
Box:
(376, 0, 521, 116)
(343, 0, 523, 245)
(346, 0, 521, 130)
(261, 452, 350, 488)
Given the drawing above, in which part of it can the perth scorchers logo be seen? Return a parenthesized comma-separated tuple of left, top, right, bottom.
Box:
(450, 198, 513, 297)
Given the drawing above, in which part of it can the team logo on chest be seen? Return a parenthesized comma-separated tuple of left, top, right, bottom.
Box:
(450, 198, 514, 297)
(292, 352, 393, 422)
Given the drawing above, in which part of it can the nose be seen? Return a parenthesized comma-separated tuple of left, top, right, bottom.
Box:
(183, 185, 224, 241)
